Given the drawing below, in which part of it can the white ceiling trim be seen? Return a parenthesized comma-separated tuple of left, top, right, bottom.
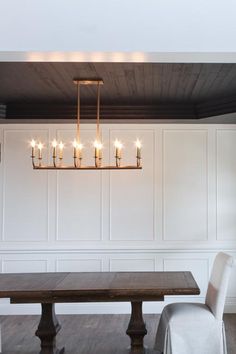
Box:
(0, 51, 236, 63)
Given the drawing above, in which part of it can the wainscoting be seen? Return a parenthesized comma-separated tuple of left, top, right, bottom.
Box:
(0, 123, 235, 314)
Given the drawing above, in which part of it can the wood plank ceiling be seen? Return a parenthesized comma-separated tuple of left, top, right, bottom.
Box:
(0, 62, 236, 120)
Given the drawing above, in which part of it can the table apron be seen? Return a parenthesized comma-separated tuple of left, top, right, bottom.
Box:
(10, 295, 165, 303)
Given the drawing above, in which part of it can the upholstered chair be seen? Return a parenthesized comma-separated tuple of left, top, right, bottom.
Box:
(154, 252, 235, 354)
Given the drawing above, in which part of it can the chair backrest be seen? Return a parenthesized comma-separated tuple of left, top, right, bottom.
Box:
(205, 252, 235, 320)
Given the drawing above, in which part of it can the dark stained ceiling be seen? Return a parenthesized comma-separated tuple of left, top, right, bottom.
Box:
(0, 62, 236, 120)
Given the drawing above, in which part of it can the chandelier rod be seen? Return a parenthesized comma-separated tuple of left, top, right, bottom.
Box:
(96, 82, 101, 141)
(76, 82, 80, 143)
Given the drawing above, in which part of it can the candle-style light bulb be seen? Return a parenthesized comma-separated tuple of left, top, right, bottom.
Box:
(37, 142, 43, 161)
(52, 139, 57, 148)
(73, 140, 83, 167)
(73, 140, 83, 157)
(30, 139, 36, 158)
(94, 140, 103, 167)
(58, 141, 64, 160)
(77, 143, 83, 158)
(114, 139, 123, 167)
(135, 139, 142, 167)
(114, 139, 123, 157)
(52, 139, 57, 158)
(73, 140, 77, 158)
(94, 140, 103, 158)
(31, 139, 36, 148)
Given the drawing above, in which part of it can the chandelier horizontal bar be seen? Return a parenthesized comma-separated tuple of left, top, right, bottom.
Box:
(33, 165, 142, 170)
(73, 79, 104, 85)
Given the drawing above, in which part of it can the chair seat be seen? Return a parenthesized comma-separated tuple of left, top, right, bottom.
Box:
(154, 302, 227, 354)
(163, 302, 215, 322)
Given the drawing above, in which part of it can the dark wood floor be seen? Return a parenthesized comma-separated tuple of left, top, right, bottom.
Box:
(0, 314, 235, 353)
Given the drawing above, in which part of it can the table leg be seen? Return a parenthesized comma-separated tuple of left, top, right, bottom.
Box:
(126, 301, 147, 352)
(35, 303, 64, 354)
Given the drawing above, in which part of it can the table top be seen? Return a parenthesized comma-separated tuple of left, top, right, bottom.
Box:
(0, 271, 200, 303)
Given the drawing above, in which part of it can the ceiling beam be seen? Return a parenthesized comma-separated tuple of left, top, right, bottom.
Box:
(197, 96, 236, 118)
(6, 103, 197, 120)
(5, 96, 236, 120)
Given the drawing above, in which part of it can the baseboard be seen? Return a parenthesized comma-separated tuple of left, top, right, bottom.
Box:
(0, 297, 235, 315)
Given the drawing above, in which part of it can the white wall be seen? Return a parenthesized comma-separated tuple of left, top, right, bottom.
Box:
(0, 0, 236, 53)
(0, 123, 236, 315)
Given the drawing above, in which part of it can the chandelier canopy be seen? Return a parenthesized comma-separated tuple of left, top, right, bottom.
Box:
(30, 79, 142, 170)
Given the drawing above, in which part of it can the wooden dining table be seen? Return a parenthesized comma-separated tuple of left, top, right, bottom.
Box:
(0, 271, 200, 353)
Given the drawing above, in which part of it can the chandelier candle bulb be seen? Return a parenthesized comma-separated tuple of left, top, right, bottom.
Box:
(114, 139, 123, 159)
(38, 142, 43, 160)
(135, 139, 142, 159)
(94, 141, 102, 159)
(58, 141, 64, 160)
(77, 143, 83, 159)
(73, 140, 77, 159)
(73, 141, 77, 168)
(77, 143, 83, 167)
(73, 140, 83, 167)
(114, 139, 123, 167)
(73, 141, 83, 158)
(135, 139, 142, 167)
(94, 140, 103, 167)
(30, 139, 36, 158)
(52, 140, 57, 159)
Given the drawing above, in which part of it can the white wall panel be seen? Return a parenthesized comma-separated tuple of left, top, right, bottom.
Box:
(3, 129, 49, 241)
(109, 129, 154, 241)
(2, 259, 47, 273)
(163, 129, 208, 241)
(56, 259, 102, 272)
(217, 130, 236, 240)
(227, 268, 236, 298)
(110, 258, 155, 272)
(56, 129, 103, 241)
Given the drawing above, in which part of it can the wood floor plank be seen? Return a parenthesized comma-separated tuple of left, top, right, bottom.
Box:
(0, 314, 235, 353)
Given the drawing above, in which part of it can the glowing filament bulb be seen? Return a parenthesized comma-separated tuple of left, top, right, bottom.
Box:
(114, 139, 123, 150)
(135, 139, 142, 160)
(52, 139, 57, 148)
(52, 139, 57, 159)
(93, 140, 103, 160)
(59, 141, 64, 149)
(58, 141, 64, 159)
(73, 140, 83, 159)
(37, 142, 43, 159)
(93, 140, 103, 150)
(30, 139, 36, 148)
(114, 139, 123, 159)
(30, 139, 36, 158)
(135, 139, 142, 149)
(72, 139, 77, 149)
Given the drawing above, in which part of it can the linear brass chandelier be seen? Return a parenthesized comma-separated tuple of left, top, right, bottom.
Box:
(30, 79, 142, 170)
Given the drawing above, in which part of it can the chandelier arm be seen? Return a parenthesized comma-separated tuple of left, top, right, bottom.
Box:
(96, 82, 101, 141)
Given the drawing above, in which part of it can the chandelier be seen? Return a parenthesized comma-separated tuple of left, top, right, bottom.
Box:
(30, 79, 142, 170)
